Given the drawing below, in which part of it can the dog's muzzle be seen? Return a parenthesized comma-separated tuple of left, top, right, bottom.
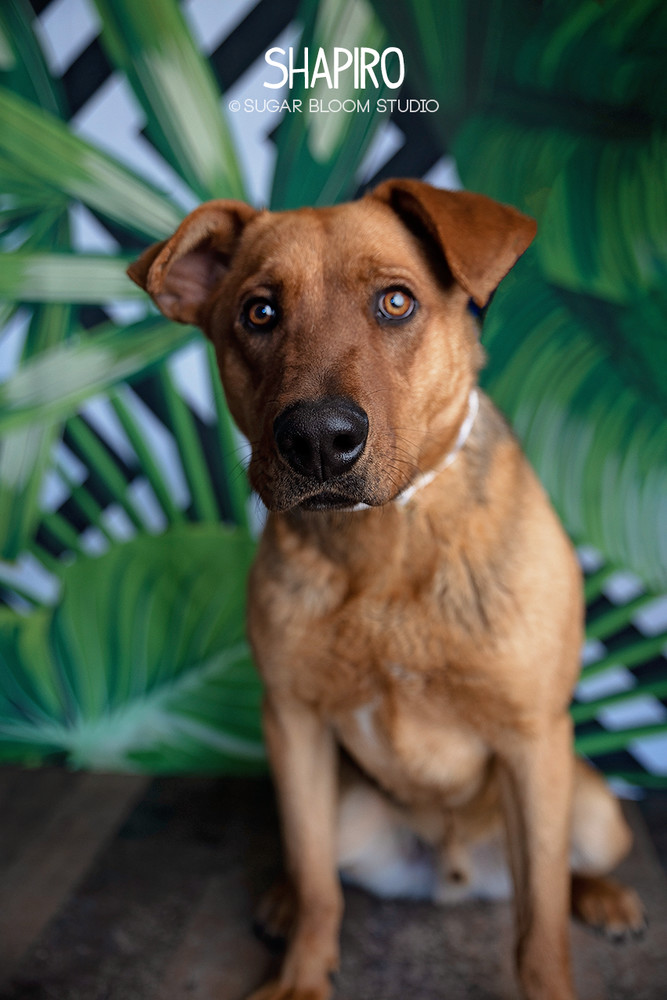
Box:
(273, 396, 369, 481)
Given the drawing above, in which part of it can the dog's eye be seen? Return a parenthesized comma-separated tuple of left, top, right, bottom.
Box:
(377, 289, 415, 321)
(243, 298, 278, 331)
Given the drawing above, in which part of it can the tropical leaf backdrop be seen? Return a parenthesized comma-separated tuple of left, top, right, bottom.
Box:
(0, 0, 665, 787)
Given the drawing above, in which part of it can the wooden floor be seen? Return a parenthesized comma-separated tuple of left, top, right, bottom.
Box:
(0, 767, 665, 1000)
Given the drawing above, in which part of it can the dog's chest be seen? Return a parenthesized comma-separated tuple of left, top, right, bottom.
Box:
(331, 663, 490, 805)
(289, 599, 492, 803)
(252, 521, 499, 802)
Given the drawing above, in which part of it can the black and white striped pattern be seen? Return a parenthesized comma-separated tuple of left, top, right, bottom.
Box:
(2, 0, 665, 785)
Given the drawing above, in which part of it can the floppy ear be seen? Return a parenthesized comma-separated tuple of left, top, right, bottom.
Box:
(127, 199, 258, 326)
(370, 179, 536, 307)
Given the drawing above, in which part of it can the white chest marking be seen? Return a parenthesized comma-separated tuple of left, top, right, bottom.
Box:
(353, 700, 381, 750)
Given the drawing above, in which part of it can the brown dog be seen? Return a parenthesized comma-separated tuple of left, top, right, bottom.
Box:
(129, 180, 643, 1000)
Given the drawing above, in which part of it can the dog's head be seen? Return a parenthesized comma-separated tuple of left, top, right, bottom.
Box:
(128, 180, 535, 513)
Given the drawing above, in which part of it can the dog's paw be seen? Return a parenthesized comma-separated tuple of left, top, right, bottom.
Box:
(245, 978, 332, 1000)
(571, 874, 647, 941)
(253, 879, 297, 949)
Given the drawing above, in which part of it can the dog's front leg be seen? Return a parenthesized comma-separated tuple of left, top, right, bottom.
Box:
(247, 694, 342, 1000)
(498, 714, 576, 1000)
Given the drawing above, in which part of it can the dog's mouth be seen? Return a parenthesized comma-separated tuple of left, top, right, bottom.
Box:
(298, 490, 368, 512)
(249, 453, 387, 513)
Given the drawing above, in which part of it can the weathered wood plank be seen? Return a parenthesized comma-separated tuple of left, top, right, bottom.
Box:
(0, 776, 280, 1000)
(0, 766, 76, 867)
(153, 870, 277, 1000)
(0, 769, 663, 1000)
(0, 769, 148, 980)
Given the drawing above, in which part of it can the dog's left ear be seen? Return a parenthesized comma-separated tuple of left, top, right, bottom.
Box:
(370, 179, 536, 307)
(127, 199, 258, 326)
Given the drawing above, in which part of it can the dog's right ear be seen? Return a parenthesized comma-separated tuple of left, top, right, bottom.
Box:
(127, 199, 258, 326)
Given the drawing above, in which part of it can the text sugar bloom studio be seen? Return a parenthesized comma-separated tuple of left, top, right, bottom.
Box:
(228, 98, 440, 114)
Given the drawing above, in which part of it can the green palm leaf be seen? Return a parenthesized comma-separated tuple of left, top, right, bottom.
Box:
(379, 1, 465, 114)
(92, 0, 245, 201)
(479, 255, 667, 591)
(271, 0, 393, 209)
(0, 0, 65, 115)
(0, 252, 144, 302)
(0, 86, 184, 239)
(0, 318, 194, 435)
(0, 524, 265, 773)
(538, 133, 667, 304)
(0, 318, 194, 558)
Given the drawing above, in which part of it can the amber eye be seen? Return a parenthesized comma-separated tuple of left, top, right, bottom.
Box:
(377, 288, 416, 321)
(243, 298, 278, 331)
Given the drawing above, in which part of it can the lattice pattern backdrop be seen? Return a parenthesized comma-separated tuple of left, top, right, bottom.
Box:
(1, 0, 665, 787)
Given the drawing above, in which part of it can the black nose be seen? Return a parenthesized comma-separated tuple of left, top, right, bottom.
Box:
(273, 397, 369, 481)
